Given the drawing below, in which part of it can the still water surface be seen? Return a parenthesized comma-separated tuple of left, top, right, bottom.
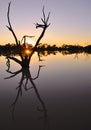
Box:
(0, 52, 91, 130)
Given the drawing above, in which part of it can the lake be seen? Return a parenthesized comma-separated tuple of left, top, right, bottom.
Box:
(0, 52, 91, 130)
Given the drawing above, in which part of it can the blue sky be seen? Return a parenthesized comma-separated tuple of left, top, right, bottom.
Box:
(0, 0, 91, 46)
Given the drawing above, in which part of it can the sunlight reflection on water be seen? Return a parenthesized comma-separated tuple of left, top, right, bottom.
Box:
(0, 52, 91, 130)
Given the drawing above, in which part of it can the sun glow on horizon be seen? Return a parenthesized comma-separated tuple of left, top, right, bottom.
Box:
(25, 49, 31, 55)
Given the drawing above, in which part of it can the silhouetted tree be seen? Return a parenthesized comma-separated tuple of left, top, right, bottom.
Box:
(6, 2, 50, 49)
(6, 2, 50, 68)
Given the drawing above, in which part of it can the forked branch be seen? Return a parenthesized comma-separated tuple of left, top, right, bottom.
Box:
(35, 6, 50, 29)
(6, 2, 19, 46)
(35, 6, 50, 48)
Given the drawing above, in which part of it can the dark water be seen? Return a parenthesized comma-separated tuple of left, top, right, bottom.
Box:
(0, 52, 91, 130)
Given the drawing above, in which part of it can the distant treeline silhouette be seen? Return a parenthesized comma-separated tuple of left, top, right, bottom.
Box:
(30, 43, 91, 56)
(0, 43, 91, 56)
(1, 2, 91, 58)
(1, 2, 90, 57)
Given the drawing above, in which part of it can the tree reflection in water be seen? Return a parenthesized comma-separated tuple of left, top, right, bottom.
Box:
(5, 48, 48, 125)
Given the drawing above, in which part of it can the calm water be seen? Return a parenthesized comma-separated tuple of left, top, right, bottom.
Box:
(0, 52, 91, 130)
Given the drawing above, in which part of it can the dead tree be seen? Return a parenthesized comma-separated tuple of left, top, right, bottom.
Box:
(6, 2, 50, 48)
(6, 2, 50, 68)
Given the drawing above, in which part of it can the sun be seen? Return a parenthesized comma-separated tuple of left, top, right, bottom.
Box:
(25, 49, 31, 55)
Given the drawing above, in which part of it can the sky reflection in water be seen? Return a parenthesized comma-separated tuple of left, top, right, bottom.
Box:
(0, 52, 91, 130)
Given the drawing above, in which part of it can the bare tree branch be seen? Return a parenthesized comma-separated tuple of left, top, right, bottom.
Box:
(21, 35, 35, 47)
(6, 2, 19, 46)
(42, 6, 46, 22)
(34, 6, 51, 48)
